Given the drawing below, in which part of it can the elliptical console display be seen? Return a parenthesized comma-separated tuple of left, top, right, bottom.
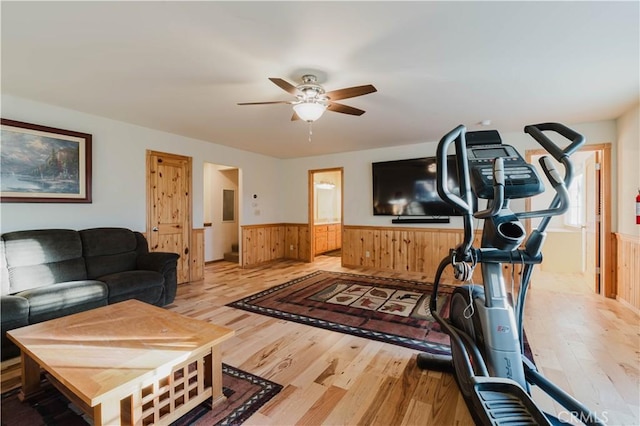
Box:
(466, 141, 544, 199)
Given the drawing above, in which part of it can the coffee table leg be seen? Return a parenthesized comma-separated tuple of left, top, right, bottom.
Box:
(94, 396, 129, 426)
(18, 351, 42, 401)
(212, 345, 223, 400)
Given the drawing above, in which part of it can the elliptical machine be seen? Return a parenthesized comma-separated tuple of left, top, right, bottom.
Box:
(417, 123, 605, 425)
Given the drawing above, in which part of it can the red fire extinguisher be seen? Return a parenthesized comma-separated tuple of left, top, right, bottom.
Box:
(637, 189, 640, 224)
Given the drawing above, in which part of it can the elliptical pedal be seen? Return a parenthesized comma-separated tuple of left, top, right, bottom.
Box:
(472, 378, 551, 426)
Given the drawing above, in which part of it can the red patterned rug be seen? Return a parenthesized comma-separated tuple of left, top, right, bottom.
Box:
(227, 270, 457, 355)
(1, 364, 281, 426)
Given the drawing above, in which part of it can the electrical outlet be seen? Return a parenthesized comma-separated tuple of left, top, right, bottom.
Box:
(290, 245, 294, 250)
(365, 251, 370, 258)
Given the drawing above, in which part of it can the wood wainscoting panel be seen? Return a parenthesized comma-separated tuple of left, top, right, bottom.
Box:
(191, 228, 205, 282)
(615, 233, 640, 311)
(242, 223, 526, 285)
(268, 225, 284, 261)
(242, 224, 309, 267)
(242, 225, 275, 267)
(285, 224, 310, 262)
(284, 225, 299, 259)
(343, 226, 482, 283)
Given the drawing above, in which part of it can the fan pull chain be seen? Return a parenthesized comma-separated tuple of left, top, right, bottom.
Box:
(308, 122, 313, 142)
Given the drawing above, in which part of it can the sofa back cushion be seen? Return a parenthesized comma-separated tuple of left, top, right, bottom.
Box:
(80, 228, 139, 278)
(1, 229, 87, 295)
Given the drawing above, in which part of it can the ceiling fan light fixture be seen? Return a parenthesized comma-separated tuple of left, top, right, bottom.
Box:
(293, 102, 327, 122)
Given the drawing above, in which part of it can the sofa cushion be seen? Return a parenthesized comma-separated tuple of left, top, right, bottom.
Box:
(17, 280, 108, 324)
(2, 229, 87, 294)
(9, 258, 87, 293)
(100, 270, 164, 305)
(80, 228, 139, 279)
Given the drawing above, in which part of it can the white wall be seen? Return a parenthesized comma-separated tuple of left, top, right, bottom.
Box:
(616, 103, 640, 237)
(281, 120, 618, 230)
(1, 95, 622, 238)
(1, 95, 282, 233)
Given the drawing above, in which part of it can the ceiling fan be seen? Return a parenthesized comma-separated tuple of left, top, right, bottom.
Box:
(238, 74, 377, 122)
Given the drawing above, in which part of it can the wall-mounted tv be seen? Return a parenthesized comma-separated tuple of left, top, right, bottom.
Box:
(372, 156, 473, 217)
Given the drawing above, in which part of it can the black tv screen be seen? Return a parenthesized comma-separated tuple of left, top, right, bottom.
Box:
(372, 156, 471, 217)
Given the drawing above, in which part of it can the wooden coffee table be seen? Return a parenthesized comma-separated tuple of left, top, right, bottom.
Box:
(7, 299, 235, 425)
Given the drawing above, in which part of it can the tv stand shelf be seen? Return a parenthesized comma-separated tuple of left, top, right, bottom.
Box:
(391, 217, 450, 224)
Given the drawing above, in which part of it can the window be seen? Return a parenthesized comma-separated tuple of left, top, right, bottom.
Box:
(565, 173, 584, 227)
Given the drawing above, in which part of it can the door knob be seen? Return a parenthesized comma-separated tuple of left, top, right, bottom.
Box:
(152, 227, 159, 232)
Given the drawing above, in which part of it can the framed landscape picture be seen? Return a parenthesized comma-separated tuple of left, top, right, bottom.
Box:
(1, 119, 92, 203)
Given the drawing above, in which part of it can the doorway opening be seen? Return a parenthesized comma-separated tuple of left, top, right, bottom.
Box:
(309, 168, 344, 262)
(526, 144, 612, 296)
(203, 163, 241, 265)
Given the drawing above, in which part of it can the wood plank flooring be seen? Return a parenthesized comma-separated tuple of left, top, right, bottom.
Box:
(2, 256, 639, 425)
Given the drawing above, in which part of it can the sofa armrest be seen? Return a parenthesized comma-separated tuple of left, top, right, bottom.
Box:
(137, 252, 180, 304)
(1, 295, 29, 361)
(137, 252, 179, 273)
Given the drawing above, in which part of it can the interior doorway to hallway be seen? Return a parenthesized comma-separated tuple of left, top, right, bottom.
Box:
(203, 163, 240, 265)
(526, 144, 612, 296)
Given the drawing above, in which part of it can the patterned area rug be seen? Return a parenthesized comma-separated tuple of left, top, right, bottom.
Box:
(0, 364, 281, 426)
(227, 270, 457, 355)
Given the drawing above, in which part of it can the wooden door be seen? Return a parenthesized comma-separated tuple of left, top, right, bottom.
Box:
(584, 154, 599, 292)
(146, 151, 192, 284)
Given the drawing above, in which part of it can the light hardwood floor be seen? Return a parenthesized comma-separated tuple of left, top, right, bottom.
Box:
(2, 256, 639, 425)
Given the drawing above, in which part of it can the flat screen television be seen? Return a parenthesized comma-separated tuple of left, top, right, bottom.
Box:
(372, 156, 474, 217)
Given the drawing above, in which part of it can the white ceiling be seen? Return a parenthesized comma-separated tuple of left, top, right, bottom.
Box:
(2, 1, 638, 159)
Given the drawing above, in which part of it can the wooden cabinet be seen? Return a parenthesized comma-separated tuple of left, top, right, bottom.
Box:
(316, 230, 328, 253)
(327, 226, 336, 251)
(314, 223, 341, 255)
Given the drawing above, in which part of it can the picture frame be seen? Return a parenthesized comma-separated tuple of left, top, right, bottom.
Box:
(1, 119, 92, 203)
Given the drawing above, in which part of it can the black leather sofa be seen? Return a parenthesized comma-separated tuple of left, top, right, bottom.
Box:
(1, 227, 179, 360)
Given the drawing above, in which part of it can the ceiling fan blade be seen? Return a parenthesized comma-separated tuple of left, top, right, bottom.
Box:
(269, 78, 299, 95)
(325, 84, 377, 101)
(291, 112, 300, 121)
(327, 102, 366, 116)
(237, 101, 293, 105)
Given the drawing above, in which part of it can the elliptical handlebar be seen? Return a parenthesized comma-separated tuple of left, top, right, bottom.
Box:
(524, 122, 585, 161)
(474, 157, 505, 220)
(516, 156, 572, 221)
(435, 125, 474, 215)
(516, 123, 585, 223)
(436, 125, 476, 254)
(434, 122, 585, 252)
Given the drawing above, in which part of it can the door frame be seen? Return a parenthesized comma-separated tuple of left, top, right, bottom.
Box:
(146, 150, 193, 283)
(203, 162, 241, 265)
(525, 143, 612, 297)
(308, 167, 344, 262)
